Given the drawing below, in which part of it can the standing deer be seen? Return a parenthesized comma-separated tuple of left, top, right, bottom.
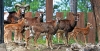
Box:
(57, 13, 79, 46)
(68, 22, 93, 44)
(4, 18, 28, 43)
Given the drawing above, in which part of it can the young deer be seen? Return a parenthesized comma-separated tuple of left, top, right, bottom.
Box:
(56, 29, 65, 43)
(68, 22, 93, 44)
(4, 18, 28, 43)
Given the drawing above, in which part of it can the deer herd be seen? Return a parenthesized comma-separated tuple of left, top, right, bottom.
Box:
(4, 4, 94, 49)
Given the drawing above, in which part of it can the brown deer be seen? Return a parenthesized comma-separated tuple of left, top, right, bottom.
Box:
(57, 13, 79, 46)
(22, 17, 43, 48)
(25, 19, 59, 49)
(4, 18, 28, 43)
(68, 22, 93, 44)
(4, 4, 30, 24)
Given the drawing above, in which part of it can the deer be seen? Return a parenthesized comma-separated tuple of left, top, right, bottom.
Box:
(4, 18, 28, 44)
(56, 29, 65, 43)
(21, 17, 43, 48)
(68, 22, 93, 44)
(14, 3, 31, 42)
(4, 4, 30, 24)
(56, 13, 79, 46)
(24, 18, 59, 49)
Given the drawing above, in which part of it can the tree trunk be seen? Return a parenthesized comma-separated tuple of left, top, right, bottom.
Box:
(0, 0, 4, 43)
(90, 0, 100, 42)
(70, 0, 77, 14)
(46, 0, 53, 22)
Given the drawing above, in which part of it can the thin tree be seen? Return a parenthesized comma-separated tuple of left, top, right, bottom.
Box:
(70, 0, 77, 14)
(0, 0, 4, 43)
(90, 0, 100, 43)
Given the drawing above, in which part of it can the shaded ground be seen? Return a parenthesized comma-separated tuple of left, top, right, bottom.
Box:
(6, 42, 69, 51)
(2, 41, 100, 51)
(5, 37, 83, 51)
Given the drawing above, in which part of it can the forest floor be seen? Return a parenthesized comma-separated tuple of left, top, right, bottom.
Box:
(5, 36, 84, 51)
(6, 42, 70, 51)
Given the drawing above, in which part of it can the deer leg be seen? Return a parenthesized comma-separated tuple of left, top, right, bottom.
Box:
(49, 34, 53, 49)
(25, 30, 30, 48)
(5, 30, 12, 43)
(73, 34, 78, 43)
(14, 30, 18, 42)
(5, 31, 8, 43)
(83, 35, 87, 44)
(8, 31, 12, 43)
(57, 33, 60, 43)
(4, 33, 7, 43)
(25, 37, 30, 49)
(34, 32, 40, 49)
(46, 34, 49, 47)
(68, 33, 74, 43)
(17, 30, 22, 43)
(68, 33, 71, 43)
(65, 32, 68, 46)
(62, 33, 66, 44)
(5, 31, 9, 44)
(18, 32, 23, 43)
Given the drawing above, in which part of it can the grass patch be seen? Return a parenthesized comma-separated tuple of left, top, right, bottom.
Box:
(37, 37, 46, 45)
(29, 36, 83, 45)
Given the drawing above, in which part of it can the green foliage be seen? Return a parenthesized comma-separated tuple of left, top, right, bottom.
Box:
(30, 0, 40, 12)
(77, 0, 92, 25)
(55, 0, 70, 18)
(4, 0, 92, 16)
(77, 0, 92, 12)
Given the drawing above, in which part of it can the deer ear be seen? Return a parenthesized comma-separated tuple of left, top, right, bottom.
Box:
(87, 22, 90, 25)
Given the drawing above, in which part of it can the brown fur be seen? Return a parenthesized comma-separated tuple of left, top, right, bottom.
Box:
(23, 17, 41, 48)
(68, 22, 92, 44)
(25, 20, 58, 49)
(4, 11, 18, 24)
(4, 18, 27, 43)
(56, 30, 64, 43)
(57, 13, 79, 45)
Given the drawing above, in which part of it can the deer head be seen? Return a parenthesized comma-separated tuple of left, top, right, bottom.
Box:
(87, 22, 93, 29)
(15, 4, 30, 17)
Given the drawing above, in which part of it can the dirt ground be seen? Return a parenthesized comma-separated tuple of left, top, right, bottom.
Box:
(6, 42, 69, 51)
(5, 41, 100, 51)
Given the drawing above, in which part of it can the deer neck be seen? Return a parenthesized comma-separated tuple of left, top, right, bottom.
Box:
(18, 20, 25, 27)
(54, 20, 59, 32)
(71, 16, 78, 29)
(86, 26, 90, 31)
(40, 13, 44, 22)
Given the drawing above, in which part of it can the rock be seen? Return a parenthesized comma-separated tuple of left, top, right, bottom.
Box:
(71, 43, 82, 50)
(0, 43, 6, 48)
(66, 48, 72, 51)
(95, 43, 100, 51)
(12, 46, 26, 51)
(0, 43, 7, 51)
(0, 48, 7, 51)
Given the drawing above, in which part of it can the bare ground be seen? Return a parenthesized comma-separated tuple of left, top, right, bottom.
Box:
(6, 42, 70, 51)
